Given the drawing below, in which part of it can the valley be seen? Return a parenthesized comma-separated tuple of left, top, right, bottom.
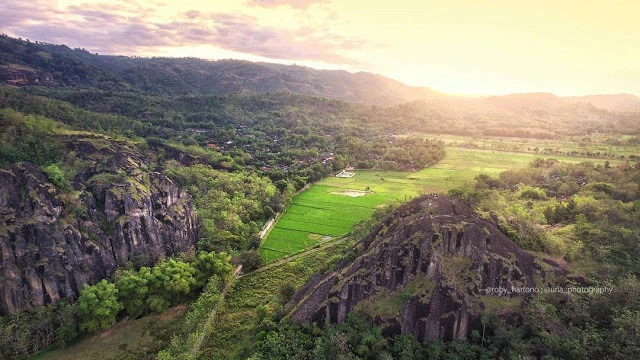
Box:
(261, 143, 631, 261)
(0, 33, 639, 360)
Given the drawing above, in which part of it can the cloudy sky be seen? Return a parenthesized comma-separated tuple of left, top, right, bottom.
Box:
(1, 0, 639, 96)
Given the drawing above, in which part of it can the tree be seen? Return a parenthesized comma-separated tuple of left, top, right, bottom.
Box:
(77, 280, 122, 333)
(115, 268, 150, 318)
(194, 251, 233, 285)
(148, 259, 198, 309)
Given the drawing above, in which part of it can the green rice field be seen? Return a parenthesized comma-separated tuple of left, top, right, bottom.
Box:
(259, 146, 627, 261)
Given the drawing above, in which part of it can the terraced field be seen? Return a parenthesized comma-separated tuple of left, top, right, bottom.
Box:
(260, 146, 627, 261)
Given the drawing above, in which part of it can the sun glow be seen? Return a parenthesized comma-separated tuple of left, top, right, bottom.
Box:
(2, 0, 640, 95)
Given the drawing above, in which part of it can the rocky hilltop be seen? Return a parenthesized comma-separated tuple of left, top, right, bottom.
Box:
(0, 135, 197, 314)
(288, 195, 567, 342)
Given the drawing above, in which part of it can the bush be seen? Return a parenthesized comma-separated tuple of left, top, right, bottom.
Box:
(237, 250, 263, 272)
(42, 164, 69, 190)
(519, 186, 547, 200)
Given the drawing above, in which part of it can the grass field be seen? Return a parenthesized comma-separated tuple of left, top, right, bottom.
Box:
(33, 306, 187, 360)
(260, 146, 627, 261)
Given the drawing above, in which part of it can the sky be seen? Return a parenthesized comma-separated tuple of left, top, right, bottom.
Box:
(1, 0, 639, 96)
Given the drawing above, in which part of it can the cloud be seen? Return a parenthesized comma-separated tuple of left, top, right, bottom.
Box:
(204, 13, 362, 63)
(0, 0, 368, 65)
(0, 0, 169, 51)
(247, 0, 330, 10)
(185, 10, 200, 19)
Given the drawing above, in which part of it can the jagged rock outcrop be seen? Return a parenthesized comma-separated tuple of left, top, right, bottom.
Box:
(288, 195, 567, 342)
(0, 136, 197, 314)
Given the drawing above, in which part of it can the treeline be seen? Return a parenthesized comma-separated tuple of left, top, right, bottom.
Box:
(0, 88, 162, 137)
(5, 33, 640, 144)
(0, 35, 126, 89)
(0, 89, 430, 188)
(0, 251, 232, 359)
(1, 88, 447, 204)
(335, 136, 445, 170)
(247, 313, 494, 359)
(383, 99, 640, 137)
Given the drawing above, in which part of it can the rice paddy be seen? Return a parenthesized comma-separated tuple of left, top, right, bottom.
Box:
(259, 146, 627, 261)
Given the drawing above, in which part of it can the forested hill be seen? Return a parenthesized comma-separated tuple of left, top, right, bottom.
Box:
(0, 34, 439, 104)
(1, 33, 640, 138)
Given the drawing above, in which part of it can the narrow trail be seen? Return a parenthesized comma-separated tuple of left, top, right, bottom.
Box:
(257, 217, 277, 240)
(188, 265, 242, 359)
(240, 237, 348, 278)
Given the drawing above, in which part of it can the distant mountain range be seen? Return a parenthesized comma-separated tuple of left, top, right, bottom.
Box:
(2, 35, 639, 111)
(0, 35, 439, 105)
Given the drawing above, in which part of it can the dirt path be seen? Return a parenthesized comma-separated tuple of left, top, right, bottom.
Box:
(257, 217, 277, 240)
(240, 238, 347, 278)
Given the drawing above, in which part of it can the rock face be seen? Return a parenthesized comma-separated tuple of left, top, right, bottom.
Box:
(0, 137, 197, 314)
(0, 64, 54, 86)
(288, 195, 567, 342)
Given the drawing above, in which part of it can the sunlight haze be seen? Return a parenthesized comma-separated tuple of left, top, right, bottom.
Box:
(1, 0, 639, 96)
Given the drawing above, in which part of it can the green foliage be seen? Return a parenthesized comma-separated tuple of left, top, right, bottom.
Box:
(0, 108, 62, 167)
(278, 284, 296, 306)
(194, 251, 233, 285)
(157, 276, 226, 360)
(204, 239, 354, 359)
(392, 334, 427, 360)
(247, 314, 497, 360)
(165, 163, 277, 252)
(2, 34, 640, 360)
(467, 160, 640, 275)
(0, 301, 79, 359)
(42, 163, 69, 190)
(475, 276, 640, 360)
(115, 268, 151, 318)
(350, 202, 398, 240)
(77, 280, 123, 333)
(0, 250, 228, 358)
(151, 259, 198, 305)
(114, 251, 232, 317)
(237, 250, 263, 273)
(519, 186, 547, 200)
(335, 136, 445, 170)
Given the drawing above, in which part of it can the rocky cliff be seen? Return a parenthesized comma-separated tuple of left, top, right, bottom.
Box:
(0, 136, 197, 314)
(287, 195, 567, 342)
(0, 64, 54, 86)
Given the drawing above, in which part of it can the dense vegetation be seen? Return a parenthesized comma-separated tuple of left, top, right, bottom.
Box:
(165, 163, 282, 252)
(452, 159, 640, 279)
